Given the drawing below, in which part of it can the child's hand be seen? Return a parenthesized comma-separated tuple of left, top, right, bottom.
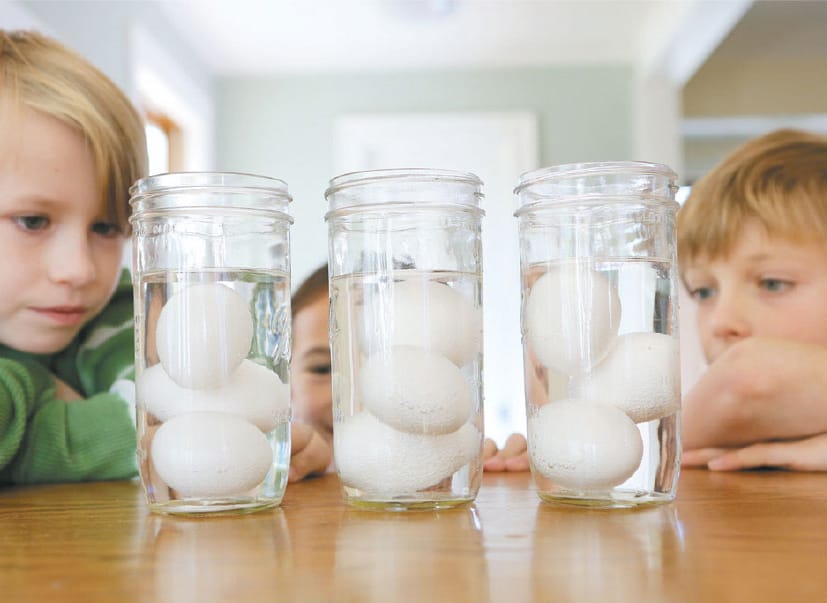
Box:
(289, 423, 333, 482)
(482, 433, 530, 472)
(683, 433, 827, 472)
(682, 337, 827, 450)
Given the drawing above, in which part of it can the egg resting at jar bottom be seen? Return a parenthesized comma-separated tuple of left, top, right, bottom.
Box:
(138, 359, 290, 432)
(358, 279, 481, 367)
(571, 332, 680, 423)
(358, 346, 473, 435)
(528, 400, 643, 491)
(335, 411, 480, 496)
(525, 265, 621, 376)
(155, 283, 254, 389)
(151, 412, 273, 498)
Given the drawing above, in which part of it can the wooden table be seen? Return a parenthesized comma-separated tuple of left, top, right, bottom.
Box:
(1, 469, 826, 602)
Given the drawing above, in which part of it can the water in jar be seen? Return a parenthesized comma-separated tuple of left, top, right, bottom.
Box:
(135, 269, 291, 514)
(330, 269, 484, 510)
(522, 258, 680, 508)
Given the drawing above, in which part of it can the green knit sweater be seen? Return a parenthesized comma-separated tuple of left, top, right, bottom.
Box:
(0, 270, 137, 484)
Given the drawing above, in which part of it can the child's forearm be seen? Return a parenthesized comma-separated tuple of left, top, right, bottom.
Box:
(682, 338, 827, 450)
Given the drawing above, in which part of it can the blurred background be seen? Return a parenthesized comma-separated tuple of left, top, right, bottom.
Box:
(4, 0, 825, 443)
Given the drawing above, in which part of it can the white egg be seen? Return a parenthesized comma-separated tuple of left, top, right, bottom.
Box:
(358, 347, 473, 435)
(151, 412, 273, 498)
(528, 399, 643, 491)
(156, 283, 253, 389)
(525, 265, 621, 375)
(138, 360, 290, 432)
(572, 332, 680, 423)
(335, 411, 480, 496)
(359, 279, 481, 367)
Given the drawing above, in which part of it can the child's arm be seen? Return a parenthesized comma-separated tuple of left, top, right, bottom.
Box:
(682, 337, 827, 454)
(0, 358, 137, 484)
(682, 434, 827, 471)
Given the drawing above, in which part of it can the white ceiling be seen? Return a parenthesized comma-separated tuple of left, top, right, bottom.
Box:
(157, 0, 751, 77)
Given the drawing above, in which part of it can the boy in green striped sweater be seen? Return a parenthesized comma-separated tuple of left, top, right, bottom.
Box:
(0, 30, 147, 483)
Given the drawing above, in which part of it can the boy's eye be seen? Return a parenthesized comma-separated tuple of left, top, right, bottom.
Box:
(91, 221, 121, 237)
(14, 215, 49, 231)
(689, 286, 714, 300)
(760, 278, 790, 293)
(309, 364, 331, 376)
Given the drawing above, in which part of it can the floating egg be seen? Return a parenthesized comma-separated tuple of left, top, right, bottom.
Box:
(528, 399, 643, 491)
(151, 412, 273, 498)
(139, 359, 290, 432)
(359, 279, 481, 367)
(156, 283, 253, 389)
(335, 411, 480, 496)
(358, 347, 473, 435)
(572, 332, 680, 423)
(525, 265, 621, 375)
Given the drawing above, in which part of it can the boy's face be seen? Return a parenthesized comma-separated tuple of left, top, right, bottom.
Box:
(0, 103, 125, 354)
(290, 293, 333, 446)
(682, 220, 827, 364)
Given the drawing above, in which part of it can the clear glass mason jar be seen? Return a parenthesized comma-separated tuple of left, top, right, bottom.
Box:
(130, 172, 293, 515)
(325, 168, 485, 510)
(514, 161, 681, 508)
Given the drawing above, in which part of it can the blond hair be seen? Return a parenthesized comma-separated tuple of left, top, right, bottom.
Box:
(678, 129, 827, 267)
(0, 30, 147, 232)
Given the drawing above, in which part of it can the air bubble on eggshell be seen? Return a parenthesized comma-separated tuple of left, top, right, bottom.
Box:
(155, 283, 253, 389)
(528, 399, 643, 491)
(359, 279, 481, 367)
(151, 412, 273, 499)
(358, 346, 473, 435)
(571, 332, 680, 423)
(525, 265, 621, 376)
(335, 411, 480, 496)
(138, 359, 290, 432)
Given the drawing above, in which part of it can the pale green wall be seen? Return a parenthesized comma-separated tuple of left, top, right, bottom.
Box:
(215, 65, 636, 281)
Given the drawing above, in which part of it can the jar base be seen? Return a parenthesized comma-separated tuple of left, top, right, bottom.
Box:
(344, 496, 475, 512)
(536, 489, 675, 510)
(148, 497, 281, 516)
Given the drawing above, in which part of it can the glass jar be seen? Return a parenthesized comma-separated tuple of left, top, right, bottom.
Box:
(325, 168, 485, 510)
(130, 172, 293, 515)
(514, 161, 681, 508)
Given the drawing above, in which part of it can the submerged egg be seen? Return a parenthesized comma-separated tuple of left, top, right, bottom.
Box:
(334, 411, 480, 496)
(139, 359, 290, 432)
(528, 399, 643, 491)
(359, 279, 481, 367)
(525, 265, 621, 375)
(358, 347, 473, 435)
(572, 332, 680, 423)
(155, 283, 253, 389)
(151, 412, 273, 498)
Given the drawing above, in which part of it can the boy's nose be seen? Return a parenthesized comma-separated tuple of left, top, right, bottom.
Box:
(708, 289, 752, 342)
(47, 232, 97, 287)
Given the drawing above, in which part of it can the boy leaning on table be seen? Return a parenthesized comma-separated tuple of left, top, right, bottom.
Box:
(0, 30, 329, 485)
(679, 128, 827, 472)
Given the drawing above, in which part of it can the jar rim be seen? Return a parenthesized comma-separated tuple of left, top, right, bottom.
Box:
(325, 167, 483, 197)
(129, 172, 292, 201)
(514, 161, 678, 195)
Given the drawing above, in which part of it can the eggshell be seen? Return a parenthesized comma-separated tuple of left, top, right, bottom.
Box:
(335, 411, 480, 496)
(156, 283, 253, 389)
(525, 265, 621, 375)
(151, 412, 273, 498)
(528, 399, 643, 491)
(359, 279, 481, 367)
(139, 360, 290, 432)
(358, 347, 472, 435)
(572, 332, 680, 423)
